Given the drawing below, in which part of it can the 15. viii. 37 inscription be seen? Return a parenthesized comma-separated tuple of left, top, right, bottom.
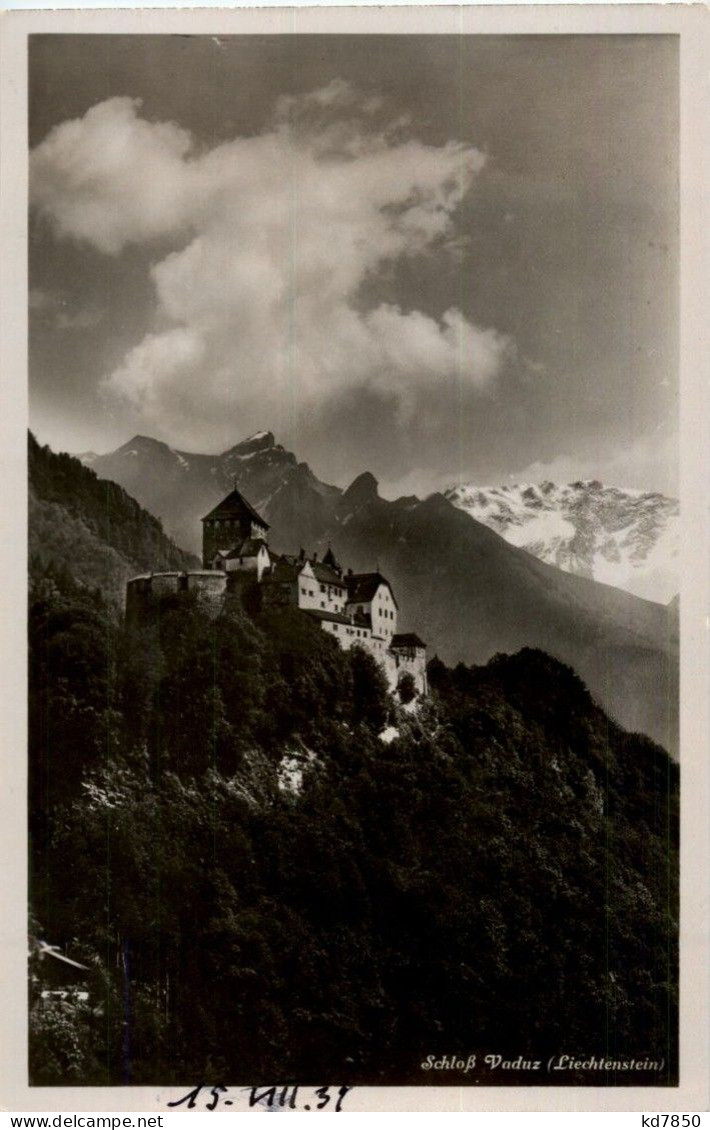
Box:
(167, 1084, 353, 1112)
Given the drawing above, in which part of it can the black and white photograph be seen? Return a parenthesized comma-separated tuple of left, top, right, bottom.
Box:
(3, 7, 707, 1110)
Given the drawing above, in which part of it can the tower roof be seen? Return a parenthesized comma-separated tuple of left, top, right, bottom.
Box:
(391, 632, 426, 650)
(201, 488, 269, 528)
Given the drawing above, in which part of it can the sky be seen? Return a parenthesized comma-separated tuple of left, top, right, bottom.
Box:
(29, 34, 679, 497)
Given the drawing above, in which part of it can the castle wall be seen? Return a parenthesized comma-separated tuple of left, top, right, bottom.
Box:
(346, 583, 397, 645)
(126, 571, 228, 624)
(294, 562, 321, 611)
(184, 571, 228, 611)
(319, 620, 375, 649)
(312, 584, 347, 616)
(316, 623, 427, 699)
(389, 648, 428, 697)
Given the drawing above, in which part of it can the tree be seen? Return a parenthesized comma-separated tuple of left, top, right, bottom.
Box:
(397, 672, 417, 705)
(349, 646, 390, 731)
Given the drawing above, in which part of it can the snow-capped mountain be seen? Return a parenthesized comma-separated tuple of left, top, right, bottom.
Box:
(444, 480, 678, 604)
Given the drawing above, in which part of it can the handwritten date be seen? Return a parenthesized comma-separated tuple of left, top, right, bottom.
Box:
(168, 1083, 352, 1112)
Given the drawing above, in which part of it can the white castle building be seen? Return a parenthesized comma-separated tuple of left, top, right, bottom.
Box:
(127, 486, 427, 698)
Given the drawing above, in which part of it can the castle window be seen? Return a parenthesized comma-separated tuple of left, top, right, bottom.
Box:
(320, 585, 326, 593)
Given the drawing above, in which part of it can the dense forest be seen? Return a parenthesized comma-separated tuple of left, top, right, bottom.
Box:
(29, 559, 678, 1087)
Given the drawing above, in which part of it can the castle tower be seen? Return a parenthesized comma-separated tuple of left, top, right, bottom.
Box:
(201, 488, 269, 568)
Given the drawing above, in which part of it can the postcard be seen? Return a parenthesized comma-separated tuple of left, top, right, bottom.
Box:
(1, 4, 708, 1114)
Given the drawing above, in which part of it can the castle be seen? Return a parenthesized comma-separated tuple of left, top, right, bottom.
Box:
(126, 486, 428, 698)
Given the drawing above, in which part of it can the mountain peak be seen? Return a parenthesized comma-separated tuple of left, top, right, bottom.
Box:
(233, 430, 276, 453)
(112, 435, 173, 458)
(343, 471, 379, 504)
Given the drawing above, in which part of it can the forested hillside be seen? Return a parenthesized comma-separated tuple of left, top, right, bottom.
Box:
(29, 432, 197, 608)
(29, 576, 678, 1087)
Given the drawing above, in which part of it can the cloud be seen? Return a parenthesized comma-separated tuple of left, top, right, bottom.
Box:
(31, 97, 194, 254)
(511, 429, 678, 495)
(30, 87, 512, 447)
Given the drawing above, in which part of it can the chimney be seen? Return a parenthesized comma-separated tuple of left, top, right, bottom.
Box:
(299, 547, 305, 561)
(312, 552, 318, 563)
(347, 567, 353, 576)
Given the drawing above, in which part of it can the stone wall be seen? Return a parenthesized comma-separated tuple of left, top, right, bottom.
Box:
(126, 571, 229, 624)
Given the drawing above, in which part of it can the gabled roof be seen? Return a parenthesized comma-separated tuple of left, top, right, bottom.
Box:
(224, 537, 268, 559)
(202, 488, 269, 528)
(274, 553, 300, 567)
(346, 571, 398, 609)
(261, 561, 302, 585)
(391, 632, 426, 650)
(305, 609, 353, 626)
(312, 562, 347, 589)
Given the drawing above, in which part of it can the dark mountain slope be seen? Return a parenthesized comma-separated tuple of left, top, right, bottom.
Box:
(29, 433, 198, 608)
(319, 480, 678, 754)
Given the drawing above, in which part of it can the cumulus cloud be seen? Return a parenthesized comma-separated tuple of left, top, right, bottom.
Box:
(31, 97, 194, 254)
(30, 86, 512, 447)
